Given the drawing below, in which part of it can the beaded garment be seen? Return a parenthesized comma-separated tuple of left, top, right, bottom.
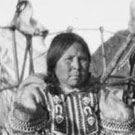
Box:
(6, 75, 99, 135)
(44, 88, 99, 135)
(6, 75, 135, 135)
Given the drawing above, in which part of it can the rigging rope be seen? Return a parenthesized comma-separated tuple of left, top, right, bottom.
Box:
(0, 25, 131, 91)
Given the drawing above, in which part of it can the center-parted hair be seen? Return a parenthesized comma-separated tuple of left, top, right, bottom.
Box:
(46, 32, 91, 83)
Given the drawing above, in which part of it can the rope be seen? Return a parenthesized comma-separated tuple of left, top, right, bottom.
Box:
(0, 25, 131, 91)
(99, 26, 107, 76)
(10, 27, 20, 84)
(0, 25, 128, 38)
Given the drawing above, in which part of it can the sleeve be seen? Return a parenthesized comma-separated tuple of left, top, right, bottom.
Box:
(99, 87, 135, 135)
(6, 74, 49, 135)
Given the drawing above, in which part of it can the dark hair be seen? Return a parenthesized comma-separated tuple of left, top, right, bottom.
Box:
(46, 32, 91, 84)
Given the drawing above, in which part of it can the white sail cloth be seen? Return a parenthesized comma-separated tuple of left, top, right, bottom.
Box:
(0, 28, 47, 88)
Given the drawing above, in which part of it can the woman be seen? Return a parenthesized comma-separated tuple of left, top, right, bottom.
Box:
(6, 32, 135, 135)
(6, 32, 100, 135)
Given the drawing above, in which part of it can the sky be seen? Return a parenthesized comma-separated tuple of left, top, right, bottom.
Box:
(0, 0, 132, 53)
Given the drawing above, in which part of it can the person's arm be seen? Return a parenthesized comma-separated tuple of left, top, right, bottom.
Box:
(99, 87, 135, 135)
(6, 74, 49, 135)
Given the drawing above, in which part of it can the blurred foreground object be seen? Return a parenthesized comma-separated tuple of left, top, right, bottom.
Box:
(0, 0, 48, 133)
(0, 0, 48, 88)
(100, 88, 135, 135)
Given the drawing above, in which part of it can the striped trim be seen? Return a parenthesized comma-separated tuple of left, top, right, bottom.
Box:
(8, 111, 46, 133)
(100, 129, 135, 135)
(101, 115, 135, 133)
(66, 95, 74, 135)
(45, 91, 98, 135)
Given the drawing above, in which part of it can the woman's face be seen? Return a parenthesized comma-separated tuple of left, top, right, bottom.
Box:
(55, 42, 90, 89)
